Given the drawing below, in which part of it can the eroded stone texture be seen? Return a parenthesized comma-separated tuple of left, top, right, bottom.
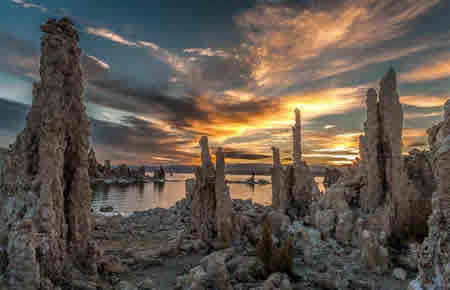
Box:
(413, 99, 450, 290)
(191, 136, 218, 244)
(292, 162, 318, 214)
(379, 69, 405, 237)
(88, 147, 99, 178)
(280, 110, 318, 215)
(215, 147, 233, 244)
(271, 147, 281, 209)
(363, 88, 384, 213)
(293, 108, 302, 166)
(323, 168, 342, 189)
(0, 17, 96, 289)
(104, 160, 112, 176)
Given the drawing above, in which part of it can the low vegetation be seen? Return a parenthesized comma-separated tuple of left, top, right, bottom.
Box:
(256, 219, 294, 274)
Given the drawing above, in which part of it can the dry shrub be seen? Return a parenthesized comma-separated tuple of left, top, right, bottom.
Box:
(256, 219, 294, 274)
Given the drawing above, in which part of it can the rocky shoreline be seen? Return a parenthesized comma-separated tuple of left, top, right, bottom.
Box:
(90, 197, 413, 290)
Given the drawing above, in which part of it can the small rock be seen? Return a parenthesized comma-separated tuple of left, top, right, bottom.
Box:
(100, 205, 114, 212)
(392, 267, 407, 280)
(139, 279, 156, 289)
(115, 281, 138, 290)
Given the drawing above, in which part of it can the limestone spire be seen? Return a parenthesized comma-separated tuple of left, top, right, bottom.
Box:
(364, 88, 384, 212)
(0, 17, 97, 289)
(199, 136, 212, 168)
(271, 146, 281, 209)
(293, 108, 302, 166)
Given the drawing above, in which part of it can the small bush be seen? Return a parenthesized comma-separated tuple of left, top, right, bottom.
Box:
(256, 219, 294, 274)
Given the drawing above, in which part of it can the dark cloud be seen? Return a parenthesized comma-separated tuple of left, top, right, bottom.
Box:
(0, 31, 110, 82)
(91, 116, 197, 164)
(222, 148, 270, 160)
(87, 77, 207, 128)
(0, 32, 39, 80)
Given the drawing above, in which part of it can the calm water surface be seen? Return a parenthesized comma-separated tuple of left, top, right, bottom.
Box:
(92, 173, 324, 215)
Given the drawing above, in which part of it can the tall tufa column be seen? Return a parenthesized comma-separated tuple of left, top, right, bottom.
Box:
(215, 147, 233, 244)
(271, 147, 281, 209)
(293, 108, 302, 166)
(364, 88, 384, 212)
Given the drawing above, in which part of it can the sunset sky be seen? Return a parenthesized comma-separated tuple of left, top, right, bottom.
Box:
(0, 0, 449, 166)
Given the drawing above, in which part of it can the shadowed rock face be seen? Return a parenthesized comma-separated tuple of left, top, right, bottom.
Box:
(215, 147, 233, 244)
(358, 69, 434, 241)
(191, 138, 235, 246)
(293, 108, 302, 166)
(0, 18, 97, 289)
(88, 148, 99, 178)
(271, 147, 281, 209)
(413, 99, 450, 290)
(363, 88, 384, 213)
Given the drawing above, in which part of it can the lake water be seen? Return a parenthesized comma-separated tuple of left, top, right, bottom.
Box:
(92, 173, 325, 215)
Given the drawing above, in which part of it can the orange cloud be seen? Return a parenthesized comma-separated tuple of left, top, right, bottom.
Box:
(400, 54, 450, 82)
(237, 0, 441, 89)
(400, 96, 448, 108)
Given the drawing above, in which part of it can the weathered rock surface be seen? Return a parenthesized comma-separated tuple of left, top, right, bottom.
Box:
(323, 167, 342, 189)
(0, 17, 97, 289)
(215, 147, 233, 245)
(412, 99, 450, 290)
(271, 147, 282, 210)
(191, 137, 234, 246)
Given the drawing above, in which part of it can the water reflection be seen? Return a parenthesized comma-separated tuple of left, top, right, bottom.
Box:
(153, 181, 165, 193)
(91, 173, 325, 215)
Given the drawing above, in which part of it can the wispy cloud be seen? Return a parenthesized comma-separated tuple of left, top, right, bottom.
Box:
(11, 0, 47, 13)
(85, 55, 110, 70)
(400, 96, 448, 108)
(85, 27, 138, 46)
(400, 52, 450, 82)
(236, 0, 441, 89)
(139, 41, 187, 74)
(184, 48, 232, 58)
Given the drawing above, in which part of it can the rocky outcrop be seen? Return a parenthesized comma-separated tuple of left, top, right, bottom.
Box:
(215, 147, 233, 245)
(278, 110, 319, 216)
(104, 160, 112, 176)
(88, 147, 99, 178)
(293, 108, 302, 166)
(412, 100, 450, 290)
(119, 164, 131, 177)
(191, 136, 217, 244)
(153, 166, 166, 180)
(363, 88, 384, 213)
(0, 17, 97, 289)
(271, 147, 282, 210)
(323, 167, 342, 189)
(191, 137, 234, 246)
(358, 68, 434, 241)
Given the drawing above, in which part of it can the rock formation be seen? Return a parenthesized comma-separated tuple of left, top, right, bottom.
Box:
(215, 147, 233, 244)
(88, 147, 99, 178)
(278, 110, 319, 216)
(363, 88, 384, 213)
(411, 99, 450, 290)
(271, 147, 282, 209)
(293, 108, 302, 166)
(357, 68, 433, 241)
(153, 166, 166, 180)
(0, 17, 97, 289)
(118, 164, 131, 177)
(104, 159, 112, 176)
(323, 168, 342, 189)
(379, 69, 406, 237)
(191, 136, 234, 245)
